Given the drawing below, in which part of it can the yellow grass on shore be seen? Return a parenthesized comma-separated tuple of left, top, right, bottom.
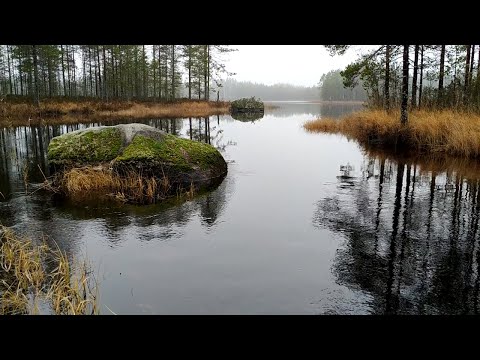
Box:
(0, 99, 230, 127)
(0, 225, 98, 315)
(304, 109, 480, 158)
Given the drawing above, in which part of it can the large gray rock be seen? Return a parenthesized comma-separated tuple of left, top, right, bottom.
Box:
(47, 123, 227, 187)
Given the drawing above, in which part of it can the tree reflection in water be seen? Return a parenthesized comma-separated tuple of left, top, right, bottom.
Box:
(314, 150, 480, 314)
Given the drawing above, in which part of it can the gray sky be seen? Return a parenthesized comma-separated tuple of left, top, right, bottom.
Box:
(224, 45, 374, 87)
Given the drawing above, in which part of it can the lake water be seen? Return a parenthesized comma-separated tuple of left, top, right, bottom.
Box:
(1, 101, 480, 314)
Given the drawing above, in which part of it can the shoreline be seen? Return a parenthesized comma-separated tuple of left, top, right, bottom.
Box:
(0, 99, 230, 128)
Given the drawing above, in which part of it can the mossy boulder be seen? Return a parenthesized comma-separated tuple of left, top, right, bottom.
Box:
(230, 97, 264, 113)
(47, 123, 227, 187)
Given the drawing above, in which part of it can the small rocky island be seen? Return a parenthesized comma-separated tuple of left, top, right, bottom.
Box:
(47, 123, 227, 204)
(230, 97, 264, 114)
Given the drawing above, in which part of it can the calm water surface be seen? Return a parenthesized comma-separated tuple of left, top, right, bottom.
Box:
(2, 101, 480, 314)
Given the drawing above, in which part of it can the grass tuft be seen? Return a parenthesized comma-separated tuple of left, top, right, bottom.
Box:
(0, 226, 98, 315)
(54, 165, 192, 204)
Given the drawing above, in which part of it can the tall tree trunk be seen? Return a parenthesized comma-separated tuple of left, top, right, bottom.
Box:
(438, 45, 445, 106)
(418, 45, 424, 109)
(152, 46, 156, 100)
(82, 48, 87, 96)
(71, 47, 76, 97)
(66, 45, 71, 96)
(133, 45, 140, 97)
(47, 52, 54, 97)
(93, 47, 99, 97)
(117, 47, 122, 98)
(103, 46, 108, 101)
(164, 54, 168, 101)
(158, 49, 163, 100)
(88, 46, 93, 97)
(198, 75, 201, 100)
(32, 45, 40, 107)
(207, 45, 210, 101)
(478, 46, 480, 75)
(188, 46, 192, 100)
(142, 45, 147, 99)
(470, 45, 475, 85)
(400, 45, 409, 125)
(385, 45, 390, 111)
(61, 45, 67, 96)
(96, 46, 102, 99)
(6, 45, 13, 94)
(204, 45, 208, 100)
(171, 45, 175, 100)
(112, 46, 118, 98)
(453, 47, 458, 107)
(411, 45, 419, 108)
(465, 44, 471, 101)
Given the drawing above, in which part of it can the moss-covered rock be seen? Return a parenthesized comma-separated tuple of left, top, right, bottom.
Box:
(48, 127, 123, 165)
(47, 123, 227, 189)
(230, 97, 264, 113)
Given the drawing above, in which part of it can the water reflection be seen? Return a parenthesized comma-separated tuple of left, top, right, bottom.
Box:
(265, 101, 364, 118)
(314, 151, 480, 314)
(231, 112, 264, 122)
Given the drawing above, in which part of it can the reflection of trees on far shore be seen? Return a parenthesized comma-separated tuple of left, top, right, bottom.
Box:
(264, 102, 364, 118)
(314, 152, 480, 314)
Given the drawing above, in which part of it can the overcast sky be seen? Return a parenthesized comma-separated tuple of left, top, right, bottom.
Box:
(223, 45, 374, 87)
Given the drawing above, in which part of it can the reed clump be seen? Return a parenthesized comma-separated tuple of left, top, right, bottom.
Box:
(54, 165, 195, 204)
(304, 109, 480, 158)
(0, 225, 98, 315)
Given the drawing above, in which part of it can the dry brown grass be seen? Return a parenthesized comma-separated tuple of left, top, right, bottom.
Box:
(0, 225, 98, 315)
(0, 99, 230, 127)
(304, 109, 480, 158)
(55, 165, 195, 204)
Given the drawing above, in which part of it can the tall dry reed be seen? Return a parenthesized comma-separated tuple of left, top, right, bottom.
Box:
(55, 165, 194, 204)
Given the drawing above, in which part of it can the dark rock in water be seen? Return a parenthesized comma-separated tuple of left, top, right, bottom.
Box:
(230, 97, 264, 113)
(47, 123, 228, 188)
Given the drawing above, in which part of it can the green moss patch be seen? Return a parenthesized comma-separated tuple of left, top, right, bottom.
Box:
(116, 134, 224, 172)
(48, 127, 123, 164)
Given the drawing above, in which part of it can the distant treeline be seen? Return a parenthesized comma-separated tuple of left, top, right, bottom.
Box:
(318, 70, 368, 101)
(220, 74, 366, 102)
(219, 78, 320, 101)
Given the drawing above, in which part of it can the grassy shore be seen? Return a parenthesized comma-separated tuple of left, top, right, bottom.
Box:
(0, 98, 230, 127)
(0, 225, 98, 315)
(304, 109, 480, 158)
